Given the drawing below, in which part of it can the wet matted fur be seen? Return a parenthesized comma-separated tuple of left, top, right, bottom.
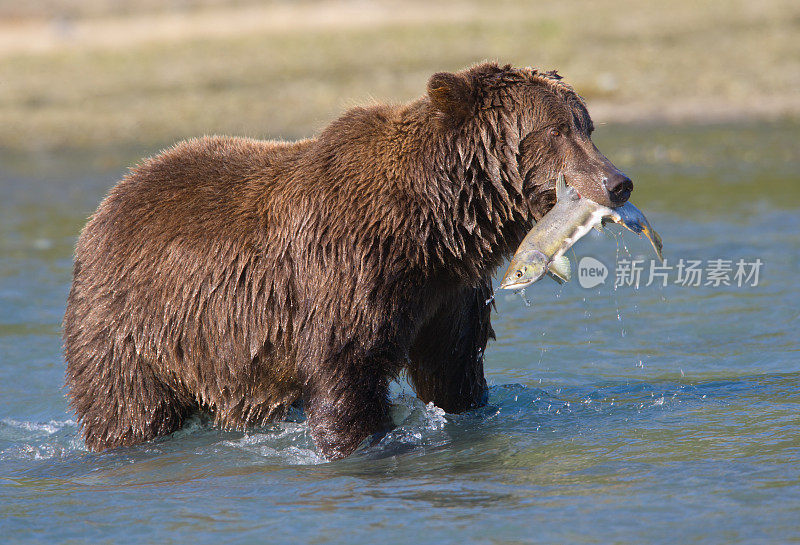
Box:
(64, 62, 628, 459)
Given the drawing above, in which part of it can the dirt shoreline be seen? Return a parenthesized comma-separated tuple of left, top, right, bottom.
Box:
(1, 0, 797, 152)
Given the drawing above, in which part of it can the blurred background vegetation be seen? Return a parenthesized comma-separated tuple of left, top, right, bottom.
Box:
(1, 0, 798, 166)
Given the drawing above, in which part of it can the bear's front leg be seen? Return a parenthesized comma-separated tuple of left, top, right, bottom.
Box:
(407, 282, 493, 413)
(301, 345, 394, 460)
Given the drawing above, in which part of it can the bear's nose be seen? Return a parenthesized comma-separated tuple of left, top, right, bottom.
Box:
(604, 172, 633, 206)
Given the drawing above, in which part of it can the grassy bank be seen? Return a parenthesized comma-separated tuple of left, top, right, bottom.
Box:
(0, 0, 798, 153)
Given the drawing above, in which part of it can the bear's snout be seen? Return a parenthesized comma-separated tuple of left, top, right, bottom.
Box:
(604, 171, 634, 206)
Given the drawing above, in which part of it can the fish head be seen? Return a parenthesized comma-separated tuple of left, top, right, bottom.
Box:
(517, 79, 633, 215)
(499, 249, 549, 290)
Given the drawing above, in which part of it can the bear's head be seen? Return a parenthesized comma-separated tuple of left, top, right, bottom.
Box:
(427, 63, 632, 222)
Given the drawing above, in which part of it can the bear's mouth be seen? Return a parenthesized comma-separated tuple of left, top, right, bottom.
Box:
(528, 187, 558, 222)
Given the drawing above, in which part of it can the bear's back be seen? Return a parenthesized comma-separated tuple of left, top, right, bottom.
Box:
(69, 136, 309, 364)
(88, 136, 310, 248)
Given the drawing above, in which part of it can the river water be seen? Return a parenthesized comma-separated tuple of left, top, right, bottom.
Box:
(1, 122, 798, 544)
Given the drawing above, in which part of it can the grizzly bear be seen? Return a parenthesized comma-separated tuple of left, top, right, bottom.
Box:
(63, 62, 632, 460)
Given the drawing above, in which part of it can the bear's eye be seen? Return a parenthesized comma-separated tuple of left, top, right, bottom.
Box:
(549, 127, 562, 138)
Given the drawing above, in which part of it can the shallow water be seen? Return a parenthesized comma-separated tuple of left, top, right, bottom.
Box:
(1, 122, 799, 544)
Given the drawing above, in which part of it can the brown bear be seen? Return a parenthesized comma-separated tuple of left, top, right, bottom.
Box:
(63, 62, 632, 460)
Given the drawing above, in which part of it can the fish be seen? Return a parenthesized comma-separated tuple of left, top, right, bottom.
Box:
(499, 174, 663, 290)
(499, 174, 603, 290)
(608, 201, 663, 261)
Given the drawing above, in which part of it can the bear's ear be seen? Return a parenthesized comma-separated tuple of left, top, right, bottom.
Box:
(427, 71, 475, 124)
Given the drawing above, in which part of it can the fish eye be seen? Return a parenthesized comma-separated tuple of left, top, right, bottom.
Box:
(515, 267, 526, 279)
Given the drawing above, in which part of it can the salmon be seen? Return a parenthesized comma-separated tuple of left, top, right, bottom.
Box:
(499, 174, 663, 290)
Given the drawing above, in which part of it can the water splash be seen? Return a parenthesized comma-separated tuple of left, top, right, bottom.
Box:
(1, 418, 75, 435)
(0, 419, 84, 461)
(223, 423, 324, 465)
